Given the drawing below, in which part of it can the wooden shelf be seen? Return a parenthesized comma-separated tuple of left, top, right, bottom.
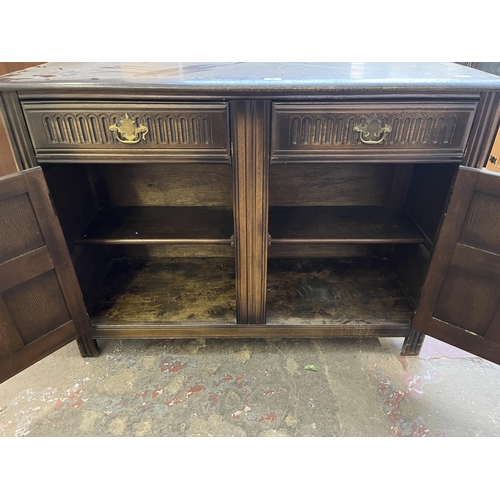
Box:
(77, 206, 234, 245)
(266, 257, 413, 327)
(269, 206, 423, 244)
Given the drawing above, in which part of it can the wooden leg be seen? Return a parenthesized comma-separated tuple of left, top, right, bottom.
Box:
(76, 332, 99, 357)
(401, 329, 425, 356)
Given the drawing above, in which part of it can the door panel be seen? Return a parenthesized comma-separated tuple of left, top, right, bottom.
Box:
(0, 168, 91, 383)
(412, 166, 500, 364)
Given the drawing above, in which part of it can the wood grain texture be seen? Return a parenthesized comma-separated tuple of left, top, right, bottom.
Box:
(268, 243, 388, 259)
(271, 101, 477, 163)
(434, 267, 500, 336)
(88, 258, 236, 325)
(270, 164, 395, 206)
(3, 270, 71, 344)
(266, 257, 413, 326)
(0, 246, 53, 293)
(117, 244, 234, 259)
(22, 101, 230, 163)
(464, 91, 500, 168)
(412, 167, 500, 358)
(458, 191, 500, 254)
(0, 321, 77, 384)
(232, 100, 270, 323)
(91, 323, 409, 339)
(100, 164, 233, 207)
(0, 192, 44, 263)
(412, 167, 479, 333)
(22, 168, 95, 356)
(0, 296, 24, 361)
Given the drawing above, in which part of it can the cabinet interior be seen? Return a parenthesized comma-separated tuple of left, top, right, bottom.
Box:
(41, 159, 458, 330)
(266, 162, 458, 328)
(41, 162, 236, 326)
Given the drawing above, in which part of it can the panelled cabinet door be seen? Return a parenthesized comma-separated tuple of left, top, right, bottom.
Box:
(412, 166, 500, 364)
(0, 167, 91, 383)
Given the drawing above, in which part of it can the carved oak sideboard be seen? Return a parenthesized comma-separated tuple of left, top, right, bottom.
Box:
(1, 62, 500, 383)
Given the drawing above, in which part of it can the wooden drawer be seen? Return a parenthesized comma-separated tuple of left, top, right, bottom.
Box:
(21, 101, 230, 163)
(271, 101, 478, 163)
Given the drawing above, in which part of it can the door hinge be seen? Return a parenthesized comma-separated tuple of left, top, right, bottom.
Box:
(268, 234, 272, 246)
(231, 235, 234, 247)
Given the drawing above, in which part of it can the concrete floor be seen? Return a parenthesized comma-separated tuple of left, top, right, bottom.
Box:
(1, 335, 499, 437)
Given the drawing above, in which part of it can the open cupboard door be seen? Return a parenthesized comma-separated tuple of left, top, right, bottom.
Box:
(412, 166, 500, 364)
(0, 168, 95, 384)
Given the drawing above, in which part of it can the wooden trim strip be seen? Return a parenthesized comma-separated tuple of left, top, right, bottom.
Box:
(450, 244, 500, 282)
(0, 295, 25, 360)
(0, 92, 37, 170)
(92, 323, 410, 339)
(0, 246, 53, 293)
(0, 172, 27, 201)
(76, 238, 232, 245)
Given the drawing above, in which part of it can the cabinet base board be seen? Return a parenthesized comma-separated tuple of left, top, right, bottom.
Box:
(91, 323, 410, 339)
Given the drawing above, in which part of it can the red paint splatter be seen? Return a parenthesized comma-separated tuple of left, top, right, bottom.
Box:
(263, 387, 279, 396)
(397, 355, 409, 372)
(152, 389, 163, 398)
(72, 398, 84, 408)
(259, 413, 277, 423)
(165, 384, 204, 407)
(373, 364, 442, 437)
(167, 362, 183, 373)
(185, 385, 204, 397)
(209, 393, 220, 404)
(53, 399, 63, 410)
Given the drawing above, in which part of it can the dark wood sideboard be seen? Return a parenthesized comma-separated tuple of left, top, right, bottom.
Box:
(1, 62, 500, 383)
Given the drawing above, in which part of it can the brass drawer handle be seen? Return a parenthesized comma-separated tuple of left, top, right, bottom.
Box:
(109, 113, 148, 144)
(354, 115, 392, 145)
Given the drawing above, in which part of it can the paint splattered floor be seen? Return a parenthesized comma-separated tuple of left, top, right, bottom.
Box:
(1, 336, 499, 437)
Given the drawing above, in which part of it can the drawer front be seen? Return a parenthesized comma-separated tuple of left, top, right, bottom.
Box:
(271, 101, 478, 163)
(22, 101, 230, 162)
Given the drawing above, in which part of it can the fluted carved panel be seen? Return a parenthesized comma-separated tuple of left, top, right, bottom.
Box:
(288, 113, 459, 147)
(40, 112, 215, 146)
(272, 101, 478, 163)
(21, 101, 230, 162)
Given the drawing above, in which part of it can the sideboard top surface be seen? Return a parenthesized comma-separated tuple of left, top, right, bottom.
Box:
(1, 62, 500, 95)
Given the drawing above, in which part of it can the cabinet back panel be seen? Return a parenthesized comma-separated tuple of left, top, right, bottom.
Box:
(98, 164, 233, 207)
(269, 164, 396, 206)
(391, 244, 429, 305)
(71, 245, 110, 305)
